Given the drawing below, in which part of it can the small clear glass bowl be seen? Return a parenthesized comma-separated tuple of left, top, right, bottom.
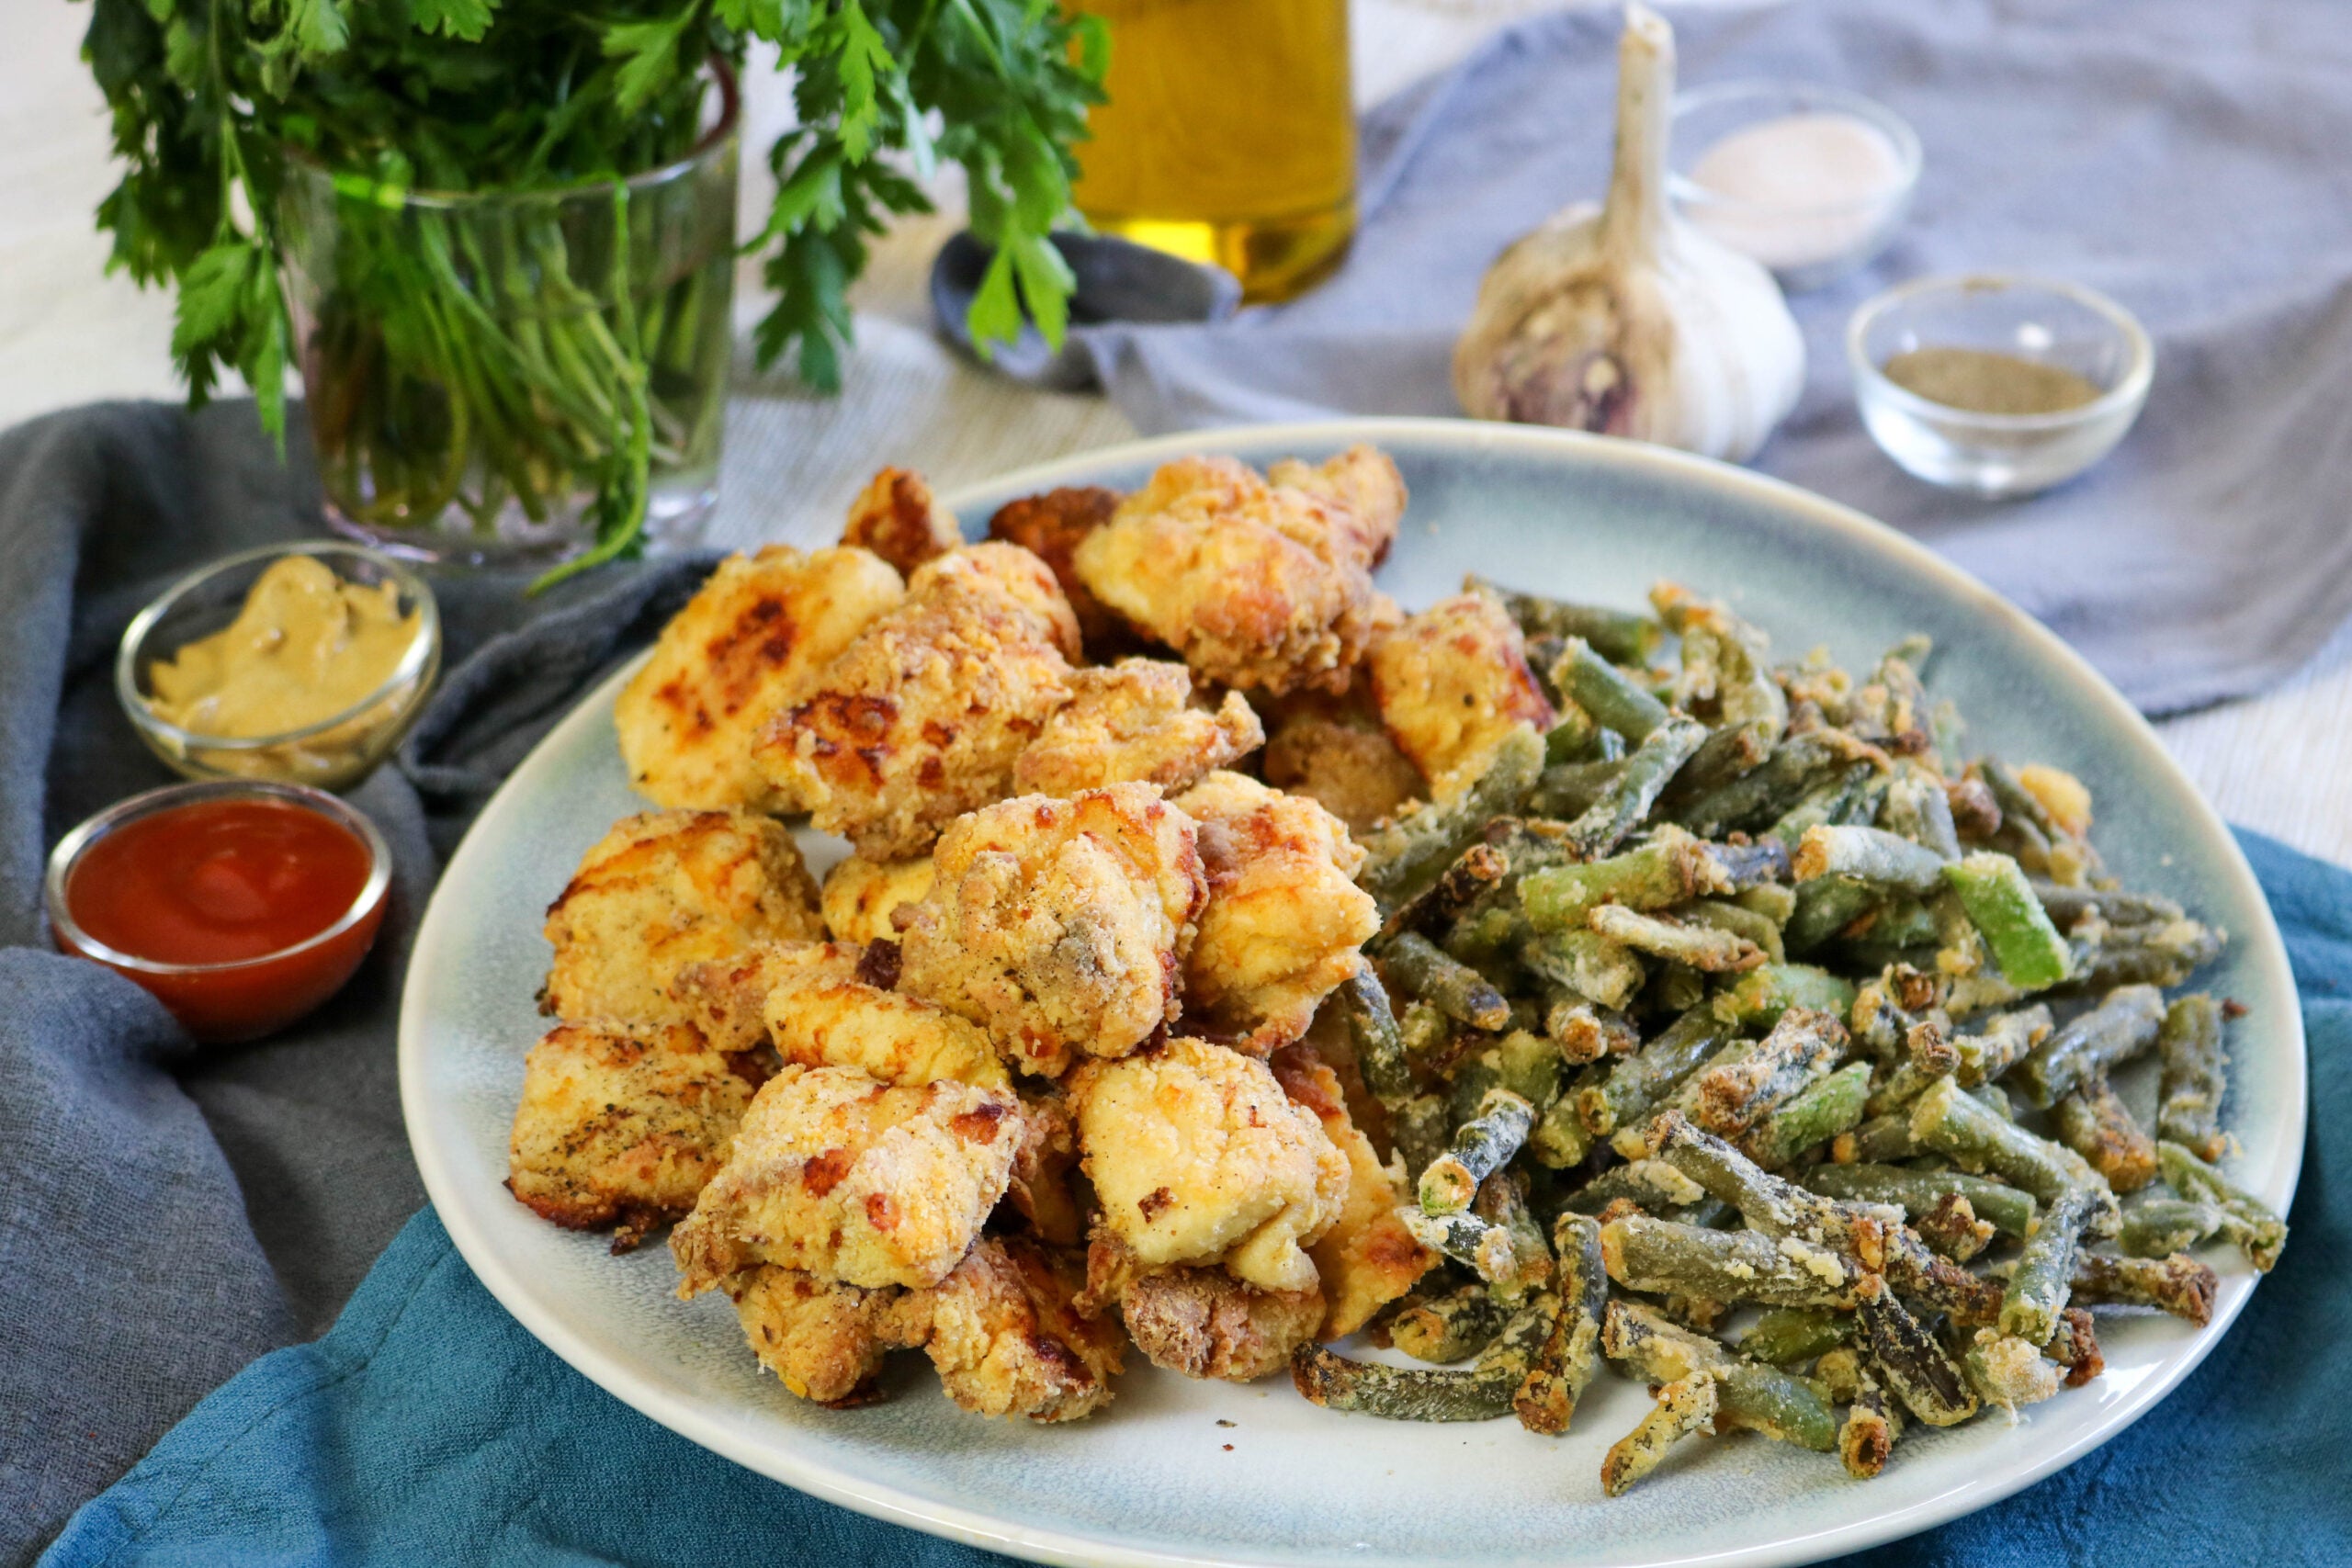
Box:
(1669, 80, 1922, 292)
(46, 779, 393, 1043)
(119, 542, 442, 791)
(1849, 274, 2154, 500)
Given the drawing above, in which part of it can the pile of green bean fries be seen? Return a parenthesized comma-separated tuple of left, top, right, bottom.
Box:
(1288, 579, 2287, 1497)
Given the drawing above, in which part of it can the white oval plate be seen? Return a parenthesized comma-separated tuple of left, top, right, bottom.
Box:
(401, 419, 2303, 1568)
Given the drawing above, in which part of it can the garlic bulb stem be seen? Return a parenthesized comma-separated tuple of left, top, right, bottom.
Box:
(1600, 5, 1671, 260)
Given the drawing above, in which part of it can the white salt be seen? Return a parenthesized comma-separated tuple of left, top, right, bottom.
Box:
(1686, 111, 1907, 271)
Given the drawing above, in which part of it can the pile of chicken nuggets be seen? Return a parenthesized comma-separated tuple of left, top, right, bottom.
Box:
(506, 446, 1562, 1419)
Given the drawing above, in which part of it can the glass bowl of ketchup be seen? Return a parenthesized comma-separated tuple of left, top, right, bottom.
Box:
(45, 780, 392, 1043)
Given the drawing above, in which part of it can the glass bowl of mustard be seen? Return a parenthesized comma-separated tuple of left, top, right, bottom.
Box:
(119, 542, 442, 791)
(1848, 273, 2154, 499)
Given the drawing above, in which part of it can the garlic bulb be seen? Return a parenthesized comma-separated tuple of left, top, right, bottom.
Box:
(1452, 4, 1804, 465)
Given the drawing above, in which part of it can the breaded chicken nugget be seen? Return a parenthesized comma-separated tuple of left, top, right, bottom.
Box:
(1261, 712, 1426, 835)
(668, 939, 864, 1055)
(544, 810, 824, 1028)
(507, 1021, 759, 1250)
(1069, 1036, 1349, 1294)
(1266, 444, 1408, 571)
(672, 1065, 1023, 1292)
(841, 467, 963, 577)
(1115, 1262, 1325, 1382)
(918, 1236, 1126, 1421)
(752, 544, 1081, 858)
(614, 546, 903, 812)
(819, 853, 936, 944)
(760, 962, 1007, 1089)
(1270, 1043, 1437, 1338)
(986, 485, 1132, 657)
(1070, 452, 1401, 697)
(1172, 773, 1379, 1054)
(724, 1265, 926, 1404)
(1369, 591, 1555, 801)
(898, 784, 1207, 1078)
(1012, 659, 1264, 798)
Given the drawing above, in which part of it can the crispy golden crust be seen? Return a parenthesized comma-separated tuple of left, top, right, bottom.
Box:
(898, 784, 1208, 1079)
(668, 940, 864, 1055)
(1265, 445, 1408, 571)
(760, 962, 1008, 1089)
(842, 467, 963, 578)
(1171, 773, 1379, 1054)
(1261, 713, 1426, 836)
(819, 854, 936, 944)
(1069, 1036, 1349, 1293)
(543, 811, 825, 1028)
(671, 1065, 1023, 1292)
(1115, 1263, 1324, 1382)
(985, 485, 1133, 658)
(614, 547, 903, 812)
(725, 1266, 926, 1404)
(1069, 452, 1401, 697)
(507, 1021, 757, 1249)
(1270, 1043, 1437, 1338)
(918, 1237, 1126, 1421)
(1012, 660, 1264, 798)
(1369, 591, 1555, 800)
(752, 544, 1081, 858)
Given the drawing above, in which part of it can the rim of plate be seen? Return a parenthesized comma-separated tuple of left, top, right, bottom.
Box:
(401, 416, 2306, 1568)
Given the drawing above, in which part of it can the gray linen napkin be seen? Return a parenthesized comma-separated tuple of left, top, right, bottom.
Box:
(0, 399, 716, 1565)
(1075, 0, 2352, 716)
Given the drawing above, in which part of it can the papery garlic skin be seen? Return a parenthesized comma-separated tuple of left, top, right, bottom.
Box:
(1453, 4, 1804, 466)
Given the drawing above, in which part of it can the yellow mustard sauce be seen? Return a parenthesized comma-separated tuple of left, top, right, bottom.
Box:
(147, 555, 422, 738)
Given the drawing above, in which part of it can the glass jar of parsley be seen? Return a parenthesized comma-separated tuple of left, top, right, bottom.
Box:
(277, 74, 739, 568)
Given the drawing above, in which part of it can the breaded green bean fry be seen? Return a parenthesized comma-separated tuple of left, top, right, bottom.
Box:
(1962, 1332, 2064, 1414)
(1838, 1373, 1902, 1480)
(1800, 1163, 2039, 1239)
(1381, 932, 1512, 1032)
(1602, 1376, 1717, 1496)
(1291, 1298, 1555, 1421)
(1579, 1008, 1728, 1137)
(1951, 1004, 2052, 1086)
(1690, 1006, 1848, 1137)
(2155, 1140, 2287, 1271)
(1600, 1214, 1861, 1307)
(2000, 1184, 2097, 1343)
(1854, 1273, 1980, 1427)
(1339, 968, 1412, 1106)
(1564, 715, 1709, 860)
(1942, 852, 2074, 991)
(1558, 1158, 1709, 1216)
(1588, 905, 1764, 973)
(1400, 1206, 1519, 1284)
(1550, 637, 1669, 741)
(2155, 993, 2230, 1162)
(1357, 726, 1544, 916)
(1793, 825, 1951, 896)
(1739, 1307, 1852, 1367)
(2115, 1196, 2230, 1258)
(1647, 1111, 1898, 1264)
(1909, 1076, 2115, 1221)
(1521, 928, 1646, 1012)
(2053, 1075, 2158, 1193)
(1516, 1213, 1608, 1434)
(1740, 1060, 1872, 1170)
(1419, 1088, 1536, 1214)
(1473, 580, 1663, 667)
(1389, 1280, 1509, 1363)
(1600, 1300, 1838, 1451)
(1714, 964, 1859, 1031)
(2009, 984, 2165, 1108)
(2071, 1250, 2219, 1325)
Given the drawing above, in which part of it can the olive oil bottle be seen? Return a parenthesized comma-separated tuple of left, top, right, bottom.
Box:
(1069, 0, 1356, 303)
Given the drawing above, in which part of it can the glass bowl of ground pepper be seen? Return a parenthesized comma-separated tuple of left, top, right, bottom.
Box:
(119, 542, 441, 790)
(1848, 274, 2154, 498)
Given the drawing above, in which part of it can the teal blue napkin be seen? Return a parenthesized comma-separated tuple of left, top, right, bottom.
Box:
(42, 829, 2346, 1568)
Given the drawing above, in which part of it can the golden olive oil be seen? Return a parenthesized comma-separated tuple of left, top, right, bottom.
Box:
(1070, 0, 1357, 303)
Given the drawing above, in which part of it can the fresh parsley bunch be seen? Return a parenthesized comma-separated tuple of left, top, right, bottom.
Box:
(82, 0, 1106, 573)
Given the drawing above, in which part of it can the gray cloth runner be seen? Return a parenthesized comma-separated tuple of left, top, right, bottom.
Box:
(1077, 0, 2352, 716)
(0, 399, 718, 1565)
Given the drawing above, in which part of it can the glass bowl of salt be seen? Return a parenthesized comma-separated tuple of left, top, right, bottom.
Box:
(1668, 80, 1921, 292)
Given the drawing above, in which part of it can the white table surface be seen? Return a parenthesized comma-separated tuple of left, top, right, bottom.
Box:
(8, 0, 2346, 866)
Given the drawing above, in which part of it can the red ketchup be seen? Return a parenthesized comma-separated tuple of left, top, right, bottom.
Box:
(57, 795, 388, 1043)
